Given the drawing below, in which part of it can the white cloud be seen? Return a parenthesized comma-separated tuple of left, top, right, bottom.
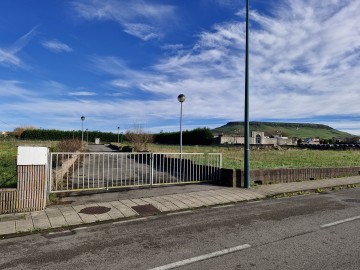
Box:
(42, 40, 73, 53)
(69, 91, 97, 96)
(0, 26, 38, 68)
(84, 0, 360, 133)
(123, 23, 160, 41)
(71, 0, 176, 40)
(161, 43, 184, 51)
(2, 1, 360, 134)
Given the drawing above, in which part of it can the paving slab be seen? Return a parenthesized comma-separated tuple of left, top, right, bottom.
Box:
(63, 214, 83, 226)
(15, 219, 34, 232)
(109, 201, 138, 217)
(141, 198, 169, 212)
(0, 221, 16, 235)
(48, 216, 68, 228)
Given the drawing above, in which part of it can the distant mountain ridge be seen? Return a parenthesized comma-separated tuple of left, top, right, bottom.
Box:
(213, 121, 354, 139)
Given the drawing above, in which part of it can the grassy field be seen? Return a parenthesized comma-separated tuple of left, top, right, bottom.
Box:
(143, 144, 360, 170)
(0, 139, 57, 188)
(1, 140, 360, 188)
(0, 139, 18, 188)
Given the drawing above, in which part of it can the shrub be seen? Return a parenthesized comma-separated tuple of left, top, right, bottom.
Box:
(55, 139, 83, 152)
(125, 125, 154, 151)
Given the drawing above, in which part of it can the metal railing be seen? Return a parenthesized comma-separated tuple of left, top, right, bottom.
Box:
(49, 152, 222, 193)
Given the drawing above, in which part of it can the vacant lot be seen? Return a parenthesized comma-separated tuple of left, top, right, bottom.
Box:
(144, 144, 360, 170)
(2, 140, 360, 188)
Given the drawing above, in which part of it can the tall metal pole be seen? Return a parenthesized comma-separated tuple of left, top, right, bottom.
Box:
(180, 102, 183, 154)
(244, 0, 250, 188)
(81, 116, 85, 148)
(117, 126, 120, 144)
(178, 94, 186, 157)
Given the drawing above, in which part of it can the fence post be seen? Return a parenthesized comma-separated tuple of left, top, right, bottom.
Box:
(150, 153, 154, 186)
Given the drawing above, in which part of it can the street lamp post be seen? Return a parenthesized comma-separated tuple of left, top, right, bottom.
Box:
(117, 126, 120, 144)
(178, 94, 186, 156)
(244, 0, 250, 188)
(81, 116, 85, 148)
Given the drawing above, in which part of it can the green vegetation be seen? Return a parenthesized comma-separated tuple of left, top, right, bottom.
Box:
(0, 139, 58, 188)
(213, 121, 354, 139)
(2, 138, 360, 188)
(154, 128, 213, 145)
(0, 139, 18, 188)
(144, 144, 360, 169)
(21, 129, 123, 143)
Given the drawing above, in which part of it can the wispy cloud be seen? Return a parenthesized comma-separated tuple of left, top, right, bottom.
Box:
(0, 26, 38, 68)
(85, 0, 360, 133)
(69, 91, 97, 96)
(71, 0, 176, 40)
(123, 23, 160, 41)
(41, 40, 73, 53)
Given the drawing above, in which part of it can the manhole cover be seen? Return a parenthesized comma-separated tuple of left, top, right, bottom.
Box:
(79, 206, 111, 215)
(343, 199, 360, 203)
(131, 204, 161, 216)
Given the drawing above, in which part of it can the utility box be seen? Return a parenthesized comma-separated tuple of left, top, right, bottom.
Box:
(95, 138, 100, 144)
(17, 146, 49, 165)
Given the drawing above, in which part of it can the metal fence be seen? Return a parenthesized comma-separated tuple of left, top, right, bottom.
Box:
(49, 152, 222, 193)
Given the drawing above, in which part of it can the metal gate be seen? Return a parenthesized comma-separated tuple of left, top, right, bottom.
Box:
(49, 152, 222, 193)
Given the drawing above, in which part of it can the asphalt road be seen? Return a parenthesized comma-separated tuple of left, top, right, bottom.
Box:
(1, 188, 360, 270)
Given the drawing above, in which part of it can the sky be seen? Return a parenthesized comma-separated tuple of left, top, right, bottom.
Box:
(0, 0, 360, 135)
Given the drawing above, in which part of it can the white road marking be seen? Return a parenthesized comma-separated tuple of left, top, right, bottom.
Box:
(148, 244, 251, 270)
(48, 230, 71, 235)
(320, 215, 360, 228)
(212, 204, 235, 209)
(72, 227, 88, 231)
(166, 210, 193, 216)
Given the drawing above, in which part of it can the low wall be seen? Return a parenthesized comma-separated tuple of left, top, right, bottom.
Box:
(0, 147, 49, 214)
(0, 165, 47, 214)
(220, 167, 360, 187)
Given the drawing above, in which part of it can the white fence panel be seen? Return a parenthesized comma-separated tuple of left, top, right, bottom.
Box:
(49, 152, 222, 193)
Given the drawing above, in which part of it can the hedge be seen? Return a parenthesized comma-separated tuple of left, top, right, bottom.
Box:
(20, 129, 123, 143)
(154, 128, 213, 145)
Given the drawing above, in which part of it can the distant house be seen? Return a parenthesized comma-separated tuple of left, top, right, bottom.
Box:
(0, 131, 8, 137)
(213, 131, 297, 146)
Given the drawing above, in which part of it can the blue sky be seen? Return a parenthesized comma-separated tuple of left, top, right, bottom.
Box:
(1, 0, 360, 135)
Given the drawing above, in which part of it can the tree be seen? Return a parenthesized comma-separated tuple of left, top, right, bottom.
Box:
(13, 126, 37, 138)
(125, 124, 154, 151)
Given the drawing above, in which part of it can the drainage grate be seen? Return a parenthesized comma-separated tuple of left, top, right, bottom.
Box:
(343, 199, 360, 203)
(131, 204, 161, 216)
(79, 206, 111, 215)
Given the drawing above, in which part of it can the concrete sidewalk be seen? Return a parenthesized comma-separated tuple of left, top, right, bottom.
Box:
(1, 176, 359, 237)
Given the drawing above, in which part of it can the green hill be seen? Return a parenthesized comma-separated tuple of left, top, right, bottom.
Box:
(213, 121, 354, 139)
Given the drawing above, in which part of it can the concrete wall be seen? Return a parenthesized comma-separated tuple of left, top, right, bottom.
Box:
(0, 147, 49, 214)
(220, 167, 360, 187)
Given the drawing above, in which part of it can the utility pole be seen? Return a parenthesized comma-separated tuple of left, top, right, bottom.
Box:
(244, 0, 250, 188)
